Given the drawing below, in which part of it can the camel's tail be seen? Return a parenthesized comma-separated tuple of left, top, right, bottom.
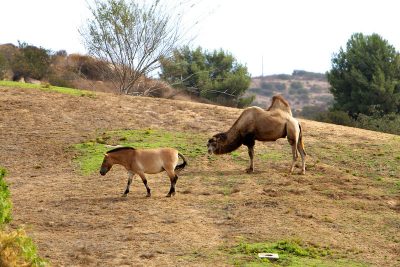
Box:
(298, 123, 307, 156)
(175, 153, 188, 171)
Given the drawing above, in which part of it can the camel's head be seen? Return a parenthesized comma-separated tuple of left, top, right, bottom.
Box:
(207, 133, 227, 155)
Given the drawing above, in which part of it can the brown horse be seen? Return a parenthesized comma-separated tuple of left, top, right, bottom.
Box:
(207, 95, 306, 174)
(100, 147, 187, 197)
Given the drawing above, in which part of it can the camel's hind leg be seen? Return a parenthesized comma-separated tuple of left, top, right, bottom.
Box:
(297, 141, 306, 175)
(289, 140, 298, 174)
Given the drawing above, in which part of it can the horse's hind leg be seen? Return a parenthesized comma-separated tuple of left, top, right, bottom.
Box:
(138, 172, 151, 197)
(165, 168, 178, 197)
(123, 171, 134, 197)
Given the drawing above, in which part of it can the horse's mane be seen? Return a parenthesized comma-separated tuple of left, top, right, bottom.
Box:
(266, 95, 292, 116)
(106, 146, 136, 154)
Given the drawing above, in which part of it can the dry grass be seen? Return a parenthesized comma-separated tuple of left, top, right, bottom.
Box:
(0, 84, 399, 266)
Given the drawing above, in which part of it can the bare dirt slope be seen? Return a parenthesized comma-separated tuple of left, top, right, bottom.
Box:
(0, 86, 399, 266)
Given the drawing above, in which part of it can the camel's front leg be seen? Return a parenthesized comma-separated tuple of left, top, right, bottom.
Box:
(246, 145, 254, 173)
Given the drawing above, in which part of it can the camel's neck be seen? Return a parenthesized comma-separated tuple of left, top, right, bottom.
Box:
(216, 129, 243, 154)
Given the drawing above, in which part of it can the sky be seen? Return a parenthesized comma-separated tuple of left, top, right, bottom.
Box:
(1, 0, 400, 77)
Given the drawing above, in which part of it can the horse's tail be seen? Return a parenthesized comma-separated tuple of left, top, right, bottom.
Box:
(175, 152, 187, 171)
(298, 122, 307, 156)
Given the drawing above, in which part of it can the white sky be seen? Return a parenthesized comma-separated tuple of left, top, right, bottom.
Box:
(1, 0, 399, 76)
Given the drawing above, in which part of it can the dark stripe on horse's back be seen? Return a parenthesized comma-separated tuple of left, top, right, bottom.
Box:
(106, 147, 136, 154)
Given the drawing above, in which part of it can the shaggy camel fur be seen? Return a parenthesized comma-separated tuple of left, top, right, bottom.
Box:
(100, 147, 187, 197)
(207, 95, 306, 174)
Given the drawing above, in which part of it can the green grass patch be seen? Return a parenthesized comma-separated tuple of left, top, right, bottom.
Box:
(230, 239, 366, 267)
(0, 80, 96, 98)
(0, 168, 12, 225)
(73, 128, 207, 175)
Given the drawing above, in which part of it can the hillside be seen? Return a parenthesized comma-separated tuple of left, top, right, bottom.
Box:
(248, 71, 333, 113)
(0, 83, 399, 266)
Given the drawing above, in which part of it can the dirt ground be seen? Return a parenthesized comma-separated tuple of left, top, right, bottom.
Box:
(0, 86, 399, 266)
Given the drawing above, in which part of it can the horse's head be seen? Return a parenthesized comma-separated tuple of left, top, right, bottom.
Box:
(99, 154, 113, 176)
(207, 133, 227, 155)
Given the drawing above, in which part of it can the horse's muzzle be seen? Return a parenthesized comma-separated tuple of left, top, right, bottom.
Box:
(100, 167, 108, 176)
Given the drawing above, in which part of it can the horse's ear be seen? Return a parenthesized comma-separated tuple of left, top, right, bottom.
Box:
(104, 153, 108, 157)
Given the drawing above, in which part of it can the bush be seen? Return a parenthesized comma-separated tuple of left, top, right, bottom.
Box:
(273, 82, 286, 91)
(11, 43, 51, 80)
(0, 54, 9, 80)
(355, 113, 400, 135)
(315, 110, 355, 127)
(0, 168, 11, 225)
(0, 228, 48, 267)
(237, 95, 255, 108)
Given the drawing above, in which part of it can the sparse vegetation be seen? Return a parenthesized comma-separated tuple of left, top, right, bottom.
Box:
(0, 168, 48, 266)
(0, 168, 11, 225)
(0, 80, 96, 98)
(230, 239, 366, 266)
(73, 129, 207, 175)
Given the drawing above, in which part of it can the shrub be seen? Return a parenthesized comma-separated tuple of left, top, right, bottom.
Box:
(237, 95, 255, 108)
(273, 82, 286, 91)
(0, 168, 11, 225)
(315, 110, 355, 127)
(0, 228, 48, 267)
(0, 54, 9, 80)
(11, 42, 51, 80)
(355, 113, 400, 135)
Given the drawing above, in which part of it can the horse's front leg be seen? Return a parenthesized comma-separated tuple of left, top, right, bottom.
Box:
(123, 171, 134, 197)
(246, 145, 254, 173)
(138, 172, 151, 197)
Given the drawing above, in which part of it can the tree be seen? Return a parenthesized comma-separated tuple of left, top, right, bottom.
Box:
(11, 42, 51, 80)
(160, 46, 252, 106)
(327, 33, 400, 117)
(80, 0, 186, 94)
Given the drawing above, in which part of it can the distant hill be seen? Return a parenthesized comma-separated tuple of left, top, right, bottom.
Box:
(247, 70, 333, 113)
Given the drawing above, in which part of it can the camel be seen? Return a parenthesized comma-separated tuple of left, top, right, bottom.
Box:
(207, 95, 306, 174)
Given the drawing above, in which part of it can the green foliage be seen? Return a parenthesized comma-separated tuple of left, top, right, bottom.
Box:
(0, 168, 47, 266)
(160, 46, 251, 106)
(327, 33, 400, 117)
(314, 110, 355, 127)
(11, 42, 51, 80)
(230, 239, 366, 267)
(73, 129, 206, 175)
(0, 228, 48, 267)
(355, 112, 400, 135)
(292, 70, 326, 81)
(0, 168, 12, 225)
(238, 95, 256, 108)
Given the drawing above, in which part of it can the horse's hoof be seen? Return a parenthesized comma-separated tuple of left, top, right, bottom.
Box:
(246, 168, 254, 174)
(165, 194, 171, 197)
(146, 193, 151, 197)
(122, 193, 128, 197)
